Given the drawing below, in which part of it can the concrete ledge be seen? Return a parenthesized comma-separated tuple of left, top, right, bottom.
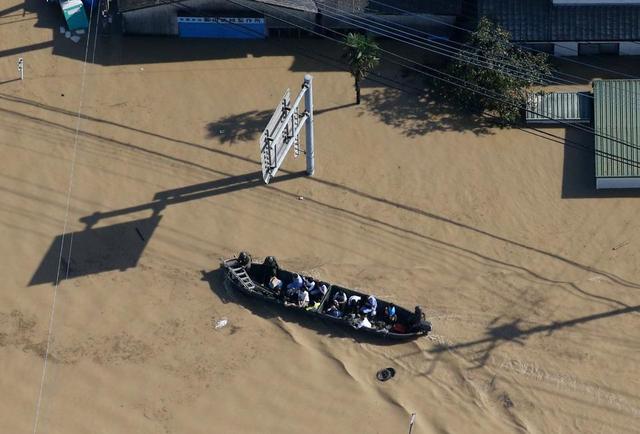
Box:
(596, 177, 640, 189)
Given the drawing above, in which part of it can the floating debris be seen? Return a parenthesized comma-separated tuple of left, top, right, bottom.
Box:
(376, 367, 396, 382)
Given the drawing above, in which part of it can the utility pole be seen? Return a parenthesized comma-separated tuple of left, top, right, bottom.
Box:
(304, 74, 314, 176)
(259, 75, 315, 183)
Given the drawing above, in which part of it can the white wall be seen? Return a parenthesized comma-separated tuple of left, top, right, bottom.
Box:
(596, 178, 640, 189)
(620, 42, 640, 55)
(554, 42, 578, 56)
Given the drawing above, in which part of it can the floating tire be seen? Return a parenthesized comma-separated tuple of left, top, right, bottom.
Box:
(376, 367, 396, 382)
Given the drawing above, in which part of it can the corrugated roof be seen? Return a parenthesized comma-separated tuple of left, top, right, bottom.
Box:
(364, 0, 462, 15)
(478, 0, 640, 42)
(118, 0, 317, 13)
(119, 0, 458, 15)
(594, 80, 640, 178)
(526, 92, 592, 123)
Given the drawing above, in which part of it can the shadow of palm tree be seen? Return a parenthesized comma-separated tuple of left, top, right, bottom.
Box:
(206, 110, 273, 145)
(362, 87, 494, 137)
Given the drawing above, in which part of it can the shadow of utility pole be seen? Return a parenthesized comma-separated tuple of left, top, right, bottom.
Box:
(29, 171, 306, 286)
(422, 304, 640, 369)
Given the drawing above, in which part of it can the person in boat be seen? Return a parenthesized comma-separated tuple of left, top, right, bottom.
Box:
(285, 286, 309, 308)
(346, 295, 362, 315)
(238, 251, 252, 270)
(283, 274, 303, 301)
(268, 276, 283, 292)
(303, 277, 315, 292)
(309, 283, 327, 303)
(408, 306, 426, 331)
(332, 291, 347, 311)
(325, 290, 347, 317)
(359, 295, 377, 319)
(298, 288, 310, 308)
(263, 256, 280, 287)
(383, 304, 398, 324)
(326, 304, 342, 318)
(286, 273, 303, 291)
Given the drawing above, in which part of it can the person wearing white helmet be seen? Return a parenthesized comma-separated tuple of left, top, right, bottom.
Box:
(347, 295, 362, 315)
(360, 295, 378, 318)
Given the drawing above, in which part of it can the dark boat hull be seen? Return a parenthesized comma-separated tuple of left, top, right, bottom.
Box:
(221, 254, 431, 341)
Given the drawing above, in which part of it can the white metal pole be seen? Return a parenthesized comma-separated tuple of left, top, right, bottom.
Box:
(18, 58, 24, 80)
(304, 74, 314, 176)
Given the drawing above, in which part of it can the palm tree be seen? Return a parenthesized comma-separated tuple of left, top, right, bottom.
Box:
(343, 33, 380, 105)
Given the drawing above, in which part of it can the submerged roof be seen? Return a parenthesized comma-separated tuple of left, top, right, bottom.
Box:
(594, 80, 640, 178)
(525, 92, 592, 123)
(477, 0, 640, 41)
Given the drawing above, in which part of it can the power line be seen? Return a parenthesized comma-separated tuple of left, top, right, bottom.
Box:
(318, 4, 565, 86)
(318, 1, 638, 93)
(153, 0, 640, 166)
(366, 0, 640, 81)
(318, 2, 640, 104)
(218, 0, 640, 166)
(31, 3, 103, 434)
(162, 0, 634, 167)
(235, 0, 640, 157)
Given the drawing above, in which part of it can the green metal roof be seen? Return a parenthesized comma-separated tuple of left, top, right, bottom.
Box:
(526, 91, 592, 124)
(594, 79, 640, 178)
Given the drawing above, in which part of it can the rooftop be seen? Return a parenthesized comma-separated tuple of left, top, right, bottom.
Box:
(525, 92, 592, 124)
(118, 0, 318, 13)
(594, 79, 640, 178)
(477, 0, 640, 41)
(118, 0, 460, 15)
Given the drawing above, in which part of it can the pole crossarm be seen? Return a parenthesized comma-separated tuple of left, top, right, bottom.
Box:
(259, 75, 314, 184)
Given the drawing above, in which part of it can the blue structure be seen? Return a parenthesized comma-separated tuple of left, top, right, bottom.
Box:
(177, 17, 266, 39)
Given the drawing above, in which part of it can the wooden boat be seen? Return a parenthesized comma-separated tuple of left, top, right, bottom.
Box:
(221, 252, 432, 340)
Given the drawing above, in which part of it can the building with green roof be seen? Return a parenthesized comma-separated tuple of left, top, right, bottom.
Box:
(594, 79, 640, 189)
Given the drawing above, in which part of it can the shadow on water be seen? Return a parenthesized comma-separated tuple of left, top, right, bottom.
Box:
(362, 86, 493, 137)
(562, 128, 640, 199)
(8, 92, 639, 297)
(205, 102, 358, 144)
(200, 268, 411, 346)
(0, 3, 25, 17)
(406, 304, 640, 369)
(206, 110, 273, 144)
(29, 214, 162, 286)
(28, 171, 305, 286)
